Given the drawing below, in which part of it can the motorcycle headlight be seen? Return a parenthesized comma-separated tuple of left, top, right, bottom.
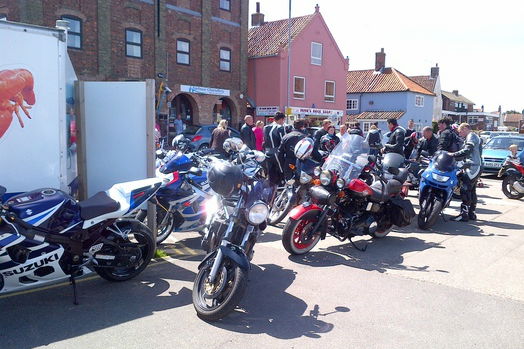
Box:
(204, 196, 220, 224)
(336, 178, 345, 189)
(299, 171, 312, 184)
(431, 173, 450, 182)
(320, 170, 332, 186)
(246, 201, 269, 225)
(313, 166, 322, 177)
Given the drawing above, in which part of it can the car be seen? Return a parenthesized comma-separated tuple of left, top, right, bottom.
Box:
(182, 124, 240, 150)
(481, 136, 524, 173)
(480, 131, 519, 144)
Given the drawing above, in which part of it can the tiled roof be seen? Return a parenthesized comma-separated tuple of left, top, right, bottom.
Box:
(347, 111, 405, 120)
(248, 14, 315, 58)
(409, 75, 437, 92)
(346, 68, 435, 96)
(441, 91, 475, 105)
(504, 113, 523, 123)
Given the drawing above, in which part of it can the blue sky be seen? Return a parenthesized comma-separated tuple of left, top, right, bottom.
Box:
(249, 0, 524, 113)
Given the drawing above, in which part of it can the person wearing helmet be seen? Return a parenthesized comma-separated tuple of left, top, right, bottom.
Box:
(277, 119, 308, 180)
(319, 125, 340, 154)
(172, 134, 192, 153)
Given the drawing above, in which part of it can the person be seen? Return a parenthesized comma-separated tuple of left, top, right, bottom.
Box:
(348, 122, 363, 137)
(416, 126, 438, 158)
(365, 124, 382, 156)
(264, 112, 287, 184)
(174, 114, 184, 135)
(320, 125, 340, 154)
(253, 120, 264, 151)
(450, 123, 482, 222)
(404, 119, 417, 158)
(437, 117, 461, 152)
(210, 119, 230, 156)
(277, 119, 308, 180)
(382, 118, 405, 155)
(337, 123, 347, 139)
(507, 144, 521, 163)
(240, 115, 256, 150)
(312, 119, 331, 161)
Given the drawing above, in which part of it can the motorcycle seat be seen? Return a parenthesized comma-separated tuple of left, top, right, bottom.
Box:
(79, 191, 121, 220)
(394, 168, 409, 183)
(369, 181, 389, 203)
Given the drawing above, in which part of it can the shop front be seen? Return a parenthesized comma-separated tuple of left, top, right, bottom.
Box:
(288, 107, 345, 127)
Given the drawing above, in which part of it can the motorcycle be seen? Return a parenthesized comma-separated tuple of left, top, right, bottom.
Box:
(417, 151, 463, 229)
(136, 150, 213, 244)
(0, 178, 160, 303)
(281, 134, 415, 255)
(498, 158, 524, 199)
(192, 138, 272, 321)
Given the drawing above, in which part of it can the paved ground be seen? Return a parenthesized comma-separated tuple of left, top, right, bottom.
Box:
(1, 176, 523, 349)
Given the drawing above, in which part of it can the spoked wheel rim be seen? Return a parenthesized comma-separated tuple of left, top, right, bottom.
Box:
(141, 205, 175, 243)
(269, 190, 290, 220)
(504, 178, 520, 196)
(195, 264, 235, 312)
(292, 219, 320, 252)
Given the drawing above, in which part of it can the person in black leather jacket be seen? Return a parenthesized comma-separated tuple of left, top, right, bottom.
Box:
(278, 119, 307, 180)
(240, 115, 256, 150)
(264, 112, 286, 184)
(416, 126, 438, 158)
(383, 118, 405, 155)
(436, 117, 459, 152)
(312, 119, 331, 161)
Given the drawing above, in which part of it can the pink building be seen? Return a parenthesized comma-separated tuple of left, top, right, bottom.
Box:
(247, 4, 348, 126)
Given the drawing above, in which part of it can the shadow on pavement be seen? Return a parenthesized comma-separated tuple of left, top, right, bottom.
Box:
(288, 236, 443, 273)
(258, 231, 282, 243)
(0, 261, 195, 349)
(211, 264, 337, 339)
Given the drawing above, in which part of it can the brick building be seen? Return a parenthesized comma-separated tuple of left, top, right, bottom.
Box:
(0, 0, 248, 132)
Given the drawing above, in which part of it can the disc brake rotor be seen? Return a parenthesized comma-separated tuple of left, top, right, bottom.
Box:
(203, 266, 227, 299)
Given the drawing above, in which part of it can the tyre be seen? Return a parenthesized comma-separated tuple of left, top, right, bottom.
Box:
(502, 176, 524, 199)
(268, 188, 294, 225)
(417, 198, 443, 230)
(136, 205, 176, 244)
(192, 260, 248, 321)
(199, 143, 210, 151)
(95, 223, 155, 282)
(281, 210, 323, 255)
(371, 224, 392, 238)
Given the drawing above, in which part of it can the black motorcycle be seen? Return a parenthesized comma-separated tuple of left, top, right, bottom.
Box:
(281, 135, 415, 255)
(192, 144, 272, 321)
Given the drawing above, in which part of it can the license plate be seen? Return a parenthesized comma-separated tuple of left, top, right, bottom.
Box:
(484, 161, 502, 168)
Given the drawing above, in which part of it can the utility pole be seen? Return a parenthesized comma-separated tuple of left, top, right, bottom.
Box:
(286, 0, 292, 122)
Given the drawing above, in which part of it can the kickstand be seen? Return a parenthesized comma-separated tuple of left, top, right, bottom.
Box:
(349, 237, 367, 252)
(441, 211, 447, 222)
(70, 275, 79, 305)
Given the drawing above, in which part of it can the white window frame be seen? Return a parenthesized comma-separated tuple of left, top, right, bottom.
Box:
(324, 81, 335, 102)
(293, 76, 305, 100)
(311, 42, 322, 65)
(362, 121, 373, 133)
(219, 0, 231, 11)
(346, 99, 358, 110)
(415, 95, 424, 107)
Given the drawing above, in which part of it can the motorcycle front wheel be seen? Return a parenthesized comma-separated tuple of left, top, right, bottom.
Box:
(502, 176, 524, 199)
(136, 205, 176, 244)
(417, 198, 442, 230)
(282, 212, 322, 255)
(268, 187, 294, 225)
(192, 259, 248, 321)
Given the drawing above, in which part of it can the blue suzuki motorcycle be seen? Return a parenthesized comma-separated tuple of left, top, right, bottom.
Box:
(136, 151, 213, 244)
(417, 151, 459, 229)
(0, 178, 161, 303)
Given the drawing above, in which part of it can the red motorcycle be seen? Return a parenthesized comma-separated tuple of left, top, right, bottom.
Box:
(498, 158, 524, 199)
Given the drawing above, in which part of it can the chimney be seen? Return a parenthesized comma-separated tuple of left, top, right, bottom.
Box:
(251, 2, 265, 27)
(452, 90, 459, 96)
(375, 48, 385, 71)
(315, 4, 320, 13)
(430, 63, 439, 79)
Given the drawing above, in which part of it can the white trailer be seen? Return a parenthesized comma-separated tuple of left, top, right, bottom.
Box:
(0, 20, 77, 195)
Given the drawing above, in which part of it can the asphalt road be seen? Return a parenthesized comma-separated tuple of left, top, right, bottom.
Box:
(1, 176, 523, 349)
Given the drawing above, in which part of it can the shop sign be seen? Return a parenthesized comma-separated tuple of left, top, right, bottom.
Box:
(290, 107, 344, 117)
(256, 106, 280, 116)
(180, 85, 230, 97)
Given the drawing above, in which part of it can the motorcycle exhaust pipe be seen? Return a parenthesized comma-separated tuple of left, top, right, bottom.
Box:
(513, 180, 524, 194)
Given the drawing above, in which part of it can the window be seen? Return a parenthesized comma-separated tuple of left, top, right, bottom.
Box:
(346, 99, 358, 110)
(362, 122, 372, 133)
(176, 39, 190, 65)
(219, 48, 231, 71)
(293, 76, 305, 99)
(415, 95, 424, 107)
(61, 16, 82, 49)
(125, 29, 142, 58)
(219, 0, 231, 11)
(324, 81, 335, 102)
(311, 42, 322, 65)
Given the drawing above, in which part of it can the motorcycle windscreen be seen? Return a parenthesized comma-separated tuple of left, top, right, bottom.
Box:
(245, 179, 274, 207)
(322, 134, 369, 183)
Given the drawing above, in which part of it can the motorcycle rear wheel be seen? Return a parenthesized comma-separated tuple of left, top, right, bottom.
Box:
(268, 188, 294, 225)
(282, 212, 322, 255)
(417, 198, 442, 230)
(502, 176, 524, 199)
(192, 260, 247, 322)
(136, 205, 176, 244)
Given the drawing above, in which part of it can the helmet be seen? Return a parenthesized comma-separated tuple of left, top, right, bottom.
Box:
(294, 138, 314, 160)
(284, 124, 293, 134)
(207, 161, 243, 196)
(223, 137, 244, 154)
(320, 135, 337, 153)
(172, 134, 191, 152)
(434, 151, 456, 172)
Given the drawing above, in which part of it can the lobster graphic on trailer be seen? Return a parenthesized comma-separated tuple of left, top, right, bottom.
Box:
(0, 69, 36, 138)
